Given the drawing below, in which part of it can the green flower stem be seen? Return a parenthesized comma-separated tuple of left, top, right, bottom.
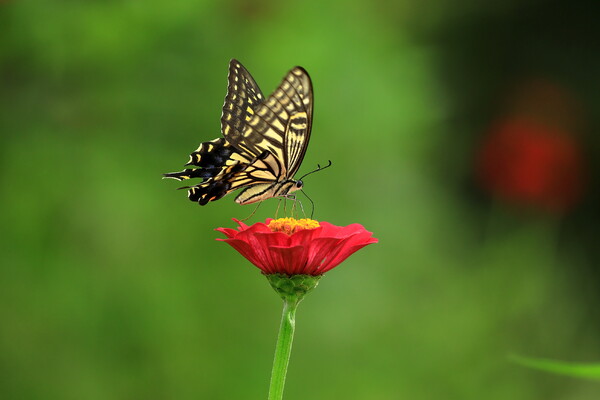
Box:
(268, 298, 299, 400)
(265, 274, 322, 400)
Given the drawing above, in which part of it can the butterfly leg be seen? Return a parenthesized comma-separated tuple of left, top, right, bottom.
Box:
(297, 198, 307, 219)
(275, 198, 283, 218)
(288, 195, 296, 217)
(239, 201, 262, 222)
(282, 196, 289, 216)
(280, 194, 302, 218)
(290, 195, 307, 219)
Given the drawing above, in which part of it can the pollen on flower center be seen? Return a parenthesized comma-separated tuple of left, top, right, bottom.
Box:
(268, 218, 320, 235)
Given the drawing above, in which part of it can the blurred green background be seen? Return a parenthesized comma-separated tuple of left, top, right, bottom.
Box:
(2, 0, 600, 399)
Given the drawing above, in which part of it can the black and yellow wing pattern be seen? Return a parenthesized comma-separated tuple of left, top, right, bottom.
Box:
(164, 59, 313, 206)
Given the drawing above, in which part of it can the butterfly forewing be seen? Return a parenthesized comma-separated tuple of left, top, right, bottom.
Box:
(220, 60, 265, 144)
(222, 66, 313, 179)
(282, 67, 313, 177)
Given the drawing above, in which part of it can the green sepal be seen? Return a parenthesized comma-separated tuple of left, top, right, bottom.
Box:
(265, 273, 322, 303)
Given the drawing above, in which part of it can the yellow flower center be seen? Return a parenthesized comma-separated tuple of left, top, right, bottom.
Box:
(268, 218, 320, 235)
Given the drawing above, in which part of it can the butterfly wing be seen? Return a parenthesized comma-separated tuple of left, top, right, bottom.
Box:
(163, 138, 285, 205)
(221, 59, 265, 143)
(163, 138, 256, 204)
(222, 65, 313, 179)
(163, 138, 249, 181)
(183, 151, 282, 205)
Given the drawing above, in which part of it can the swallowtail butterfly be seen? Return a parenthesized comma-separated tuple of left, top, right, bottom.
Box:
(164, 59, 314, 206)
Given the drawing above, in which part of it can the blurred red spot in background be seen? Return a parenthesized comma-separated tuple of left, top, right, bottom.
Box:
(476, 80, 586, 214)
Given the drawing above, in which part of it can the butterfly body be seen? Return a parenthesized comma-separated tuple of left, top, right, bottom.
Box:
(235, 179, 303, 205)
(164, 59, 313, 206)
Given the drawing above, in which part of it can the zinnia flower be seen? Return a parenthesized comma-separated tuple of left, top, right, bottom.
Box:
(217, 217, 377, 400)
(216, 217, 378, 276)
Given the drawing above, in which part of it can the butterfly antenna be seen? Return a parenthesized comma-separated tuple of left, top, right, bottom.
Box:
(298, 160, 332, 181)
(239, 201, 262, 222)
(300, 190, 315, 219)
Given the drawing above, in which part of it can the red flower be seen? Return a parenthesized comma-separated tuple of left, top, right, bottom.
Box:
(216, 218, 378, 276)
(476, 117, 585, 214)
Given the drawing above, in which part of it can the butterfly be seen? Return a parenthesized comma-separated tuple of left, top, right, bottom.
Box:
(164, 59, 315, 206)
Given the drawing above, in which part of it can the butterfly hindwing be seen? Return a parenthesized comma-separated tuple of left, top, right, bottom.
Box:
(163, 138, 251, 181)
(187, 162, 248, 205)
(185, 151, 282, 205)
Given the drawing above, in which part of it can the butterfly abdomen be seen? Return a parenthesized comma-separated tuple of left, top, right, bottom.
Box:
(235, 179, 300, 205)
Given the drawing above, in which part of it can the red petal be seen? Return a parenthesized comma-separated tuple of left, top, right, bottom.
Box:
(217, 238, 267, 273)
(229, 218, 247, 231)
(268, 245, 306, 275)
(252, 232, 292, 273)
(235, 222, 273, 239)
(301, 237, 344, 275)
(319, 222, 374, 238)
(215, 227, 240, 239)
(318, 232, 378, 273)
(288, 225, 323, 246)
